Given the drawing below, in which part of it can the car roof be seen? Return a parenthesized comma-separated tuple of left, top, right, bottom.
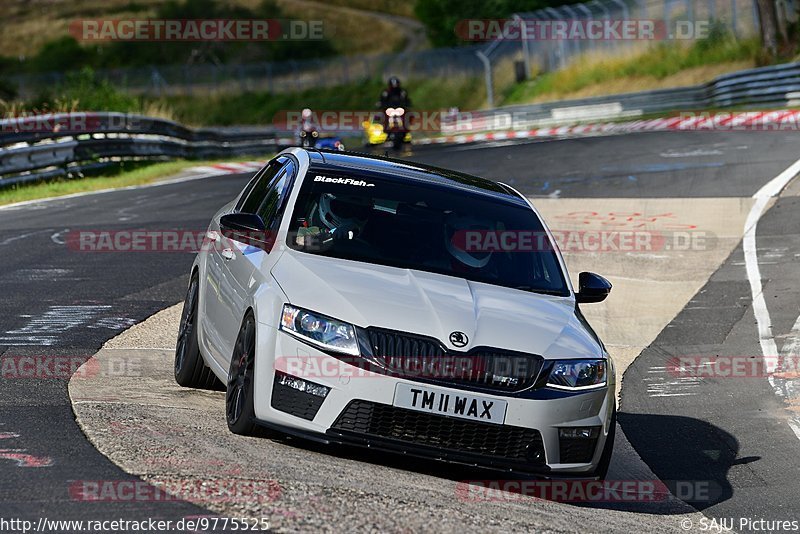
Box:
(304, 149, 529, 208)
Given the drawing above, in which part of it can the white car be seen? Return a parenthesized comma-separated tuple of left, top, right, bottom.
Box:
(175, 148, 616, 477)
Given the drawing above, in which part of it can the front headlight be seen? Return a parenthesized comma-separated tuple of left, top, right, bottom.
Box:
(280, 304, 359, 356)
(547, 359, 606, 390)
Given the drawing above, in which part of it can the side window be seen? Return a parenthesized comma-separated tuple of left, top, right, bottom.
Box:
(256, 160, 297, 231)
(238, 158, 284, 213)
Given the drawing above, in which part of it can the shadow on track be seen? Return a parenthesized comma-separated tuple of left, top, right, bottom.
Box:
(250, 413, 742, 515)
(619, 413, 749, 511)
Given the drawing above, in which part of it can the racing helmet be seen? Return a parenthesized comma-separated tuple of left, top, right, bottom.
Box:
(388, 76, 401, 89)
(444, 213, 494, 269)
(301, 108, 313, 119)
(317, 193, 371, 233)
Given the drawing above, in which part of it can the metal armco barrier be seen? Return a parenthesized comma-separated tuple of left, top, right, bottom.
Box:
(5, 61, 800, 186)
(0, 112, 285, 188)
(441, 61, 800, 134)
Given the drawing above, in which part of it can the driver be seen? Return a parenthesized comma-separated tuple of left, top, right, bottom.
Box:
(294, 193, 372, 248)
(443, 213, 495, 272)
(300, 108, 316, 131)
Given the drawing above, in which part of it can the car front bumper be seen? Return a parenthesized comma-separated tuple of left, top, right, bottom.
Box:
(253, 324, 614, 475)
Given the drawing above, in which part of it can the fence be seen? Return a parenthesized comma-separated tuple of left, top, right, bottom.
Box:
(9, 47, 487, 100)
(5, 60, 800, 187)
(6, 0, 765, 106)
(440, 60, 800, 133)
(512, 0, 764, 73)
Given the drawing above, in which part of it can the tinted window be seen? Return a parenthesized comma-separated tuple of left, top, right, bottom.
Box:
(286, 171, 568, 296)
(256, 160, 296, 230)
(239, 159, 283, 214)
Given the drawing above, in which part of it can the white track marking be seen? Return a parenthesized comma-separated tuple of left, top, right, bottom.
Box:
(744, 157, 800, 440)
(744, 195, 779, 370)
(50, 229, 69, 245)
(0, 305, 133, 346)
(0, 229, 53, 246)
(744, 157, 800, 370)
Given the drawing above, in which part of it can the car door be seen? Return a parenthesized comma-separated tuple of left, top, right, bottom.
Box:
(205, 157, 298, 369)
(202, 159, 284, 367)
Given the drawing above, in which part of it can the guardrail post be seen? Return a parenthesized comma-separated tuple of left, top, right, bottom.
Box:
(513, 14, 532, 78)
(560, 5, 581, 66)
(731, 0, 739, 36)
(664, 0, 671, 38)
(577, 3, 594, 66)
(475, 50, 494, 108)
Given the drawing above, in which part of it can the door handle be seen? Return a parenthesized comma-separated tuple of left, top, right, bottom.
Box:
(221, 248, 235, 261)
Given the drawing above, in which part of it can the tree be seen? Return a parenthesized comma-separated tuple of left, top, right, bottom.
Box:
(755, 0, 788, 57)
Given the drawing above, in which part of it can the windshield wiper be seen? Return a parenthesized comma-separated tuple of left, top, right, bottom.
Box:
(513, 285, 566, 296)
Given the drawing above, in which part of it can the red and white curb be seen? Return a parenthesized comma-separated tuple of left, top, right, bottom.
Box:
(182, 110, 800, 172)
(187, 160, 268, 175)
(416, 110, 800, 145)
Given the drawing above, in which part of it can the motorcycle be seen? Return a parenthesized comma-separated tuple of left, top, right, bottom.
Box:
(384, 107, 409, 150)
(299, 126, 319, 148)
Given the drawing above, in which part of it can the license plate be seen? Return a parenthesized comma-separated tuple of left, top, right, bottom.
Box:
(393, 383, 507, 425)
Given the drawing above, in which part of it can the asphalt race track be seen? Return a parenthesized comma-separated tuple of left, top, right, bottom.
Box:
(0, 175, 254, 526)
(416, 131, 800, 527)
(2, 130, 800, 531)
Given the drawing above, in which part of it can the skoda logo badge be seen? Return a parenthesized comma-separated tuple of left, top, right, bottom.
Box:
(449, 331, 468, 348)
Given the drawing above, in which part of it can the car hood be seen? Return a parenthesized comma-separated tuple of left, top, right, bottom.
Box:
(271, 251, 602, 359)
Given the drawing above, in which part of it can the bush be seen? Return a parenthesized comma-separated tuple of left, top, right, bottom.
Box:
(414, 0, 572, 47)
(29, 36, 101, 73)
(24, 0, 337, 73)
(0, 77, 16, 101)
(32, 68, 139, 112)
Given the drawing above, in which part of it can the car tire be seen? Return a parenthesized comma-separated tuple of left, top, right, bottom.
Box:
(226, 313, 259, 436)
(174, 274, 219, 390)
(592, 405, 617, 479)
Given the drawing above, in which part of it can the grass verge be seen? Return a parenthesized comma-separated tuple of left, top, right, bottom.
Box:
(504, 34, 761, 105)
(0, 157, 265, 207)
(165, 75, 486, 126)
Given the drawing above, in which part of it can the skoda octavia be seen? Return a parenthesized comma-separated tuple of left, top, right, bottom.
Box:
(175, 148, 616, 477)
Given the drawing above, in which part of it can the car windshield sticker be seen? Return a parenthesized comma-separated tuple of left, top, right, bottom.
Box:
(313, 175, 375, 187)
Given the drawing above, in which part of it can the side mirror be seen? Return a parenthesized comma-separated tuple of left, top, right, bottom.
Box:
(575, 272, 612, 304)
(219, 213, 272, 251)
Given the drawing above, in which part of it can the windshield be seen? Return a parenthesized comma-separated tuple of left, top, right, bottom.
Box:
(286, 170, 569, 296)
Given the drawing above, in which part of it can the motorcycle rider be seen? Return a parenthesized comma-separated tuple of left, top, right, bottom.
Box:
(377, 77, 411, 148)
(378, 77, 411, 110)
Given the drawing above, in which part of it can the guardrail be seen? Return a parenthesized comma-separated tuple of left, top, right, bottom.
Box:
(0, 113, 287, 188)
(441, 61, 800, 134)
(5, 61, 800, 186)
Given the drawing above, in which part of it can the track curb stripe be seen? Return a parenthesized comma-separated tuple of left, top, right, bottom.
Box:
(415, 110, 800, 146)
